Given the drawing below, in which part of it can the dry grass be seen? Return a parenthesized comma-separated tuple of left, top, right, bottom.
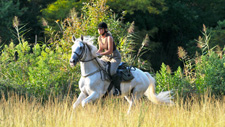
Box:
(1, 94, 225, 127)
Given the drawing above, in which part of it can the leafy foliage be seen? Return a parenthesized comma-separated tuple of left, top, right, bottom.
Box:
(209, 20, 225, 48)
(0, 39, 80, 99)
(156, 25, 225, 97)
(0, 0, 26, 44)
(107, 0, 168, 15)
(41, 0, 85, 28)
(155, 63, 191, 95)
(1, 0, 225, 73)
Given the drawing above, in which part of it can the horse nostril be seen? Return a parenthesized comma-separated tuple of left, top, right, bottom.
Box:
(70, 59, 75, 63)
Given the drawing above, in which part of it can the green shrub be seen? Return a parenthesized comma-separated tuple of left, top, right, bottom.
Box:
(155, 63, 191, 97)
(155, 25, 225, 97)
(0, 0, 26, 44)
(0, 40, 80, 99)
(195, 50, 225, 95)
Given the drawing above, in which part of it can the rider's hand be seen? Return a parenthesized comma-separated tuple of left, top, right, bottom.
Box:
(96, 52, 102, 57)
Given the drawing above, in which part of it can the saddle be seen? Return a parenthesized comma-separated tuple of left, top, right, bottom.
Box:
(100, 61, 135, 81)
(117, 62, 134, 81)
(102, 62, 135, 98)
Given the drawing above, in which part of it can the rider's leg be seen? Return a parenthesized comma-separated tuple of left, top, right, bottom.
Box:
(111, 74, 122, 96)
(109, 57, 122, 96)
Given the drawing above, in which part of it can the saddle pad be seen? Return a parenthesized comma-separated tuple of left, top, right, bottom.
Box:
(117, 68, 134, 81)
(117, 62, 135, 81)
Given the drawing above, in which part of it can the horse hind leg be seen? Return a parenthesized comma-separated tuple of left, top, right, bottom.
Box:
(124, 90, 143, 114)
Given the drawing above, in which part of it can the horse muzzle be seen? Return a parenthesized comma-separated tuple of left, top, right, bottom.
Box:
(69, 59, 78, 67)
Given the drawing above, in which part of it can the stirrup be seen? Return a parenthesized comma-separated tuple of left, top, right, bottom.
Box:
(113, 88, 120, 96)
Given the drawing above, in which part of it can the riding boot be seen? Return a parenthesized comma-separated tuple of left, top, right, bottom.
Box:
(111, 74, 122, 96)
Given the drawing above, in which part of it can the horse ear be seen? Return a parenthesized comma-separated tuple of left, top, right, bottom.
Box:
(72, 35, 76, 43)
(81, 35, 84, 41)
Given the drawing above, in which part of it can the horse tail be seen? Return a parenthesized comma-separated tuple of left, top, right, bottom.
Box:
(144, 72, 174, 105)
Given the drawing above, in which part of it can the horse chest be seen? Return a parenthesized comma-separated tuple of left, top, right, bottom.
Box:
(79, 76, 103, 90)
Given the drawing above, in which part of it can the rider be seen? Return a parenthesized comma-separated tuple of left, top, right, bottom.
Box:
(96, 22, 122, 96)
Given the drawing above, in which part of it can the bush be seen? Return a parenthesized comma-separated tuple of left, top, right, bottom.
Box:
(0, 40, 80, 99)
(155, 25, 225, 98)
(155, 63, 192, 97)
(195, 50, 225, 95)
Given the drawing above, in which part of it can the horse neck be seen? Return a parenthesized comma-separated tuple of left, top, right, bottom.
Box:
(80, 48, 101, 76)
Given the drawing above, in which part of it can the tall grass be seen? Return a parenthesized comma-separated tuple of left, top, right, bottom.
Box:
(1, 94, 225, 127)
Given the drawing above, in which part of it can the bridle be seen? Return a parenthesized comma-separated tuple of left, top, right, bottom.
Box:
(71, 42, 96, 63)
(70, 41, 106, 78)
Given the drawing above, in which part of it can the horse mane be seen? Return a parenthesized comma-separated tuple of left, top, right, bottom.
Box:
(73, 36, 97, 56)
(82, 36, 98, 57)
(81, 36, 105, 67)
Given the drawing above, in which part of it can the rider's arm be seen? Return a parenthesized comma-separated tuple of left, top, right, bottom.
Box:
(99, 36, 113, 55)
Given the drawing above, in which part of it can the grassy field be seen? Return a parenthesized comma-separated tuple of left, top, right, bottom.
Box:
(1, 94, 225, 127)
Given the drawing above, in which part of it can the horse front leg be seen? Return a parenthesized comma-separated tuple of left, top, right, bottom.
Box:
(73, 92, 87, 109)
(81, 92, 100, 107)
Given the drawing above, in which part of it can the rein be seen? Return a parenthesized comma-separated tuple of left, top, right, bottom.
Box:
(73, 42, 105, 78)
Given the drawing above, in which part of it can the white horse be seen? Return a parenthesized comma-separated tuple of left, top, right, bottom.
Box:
(70, 35, 174, 114)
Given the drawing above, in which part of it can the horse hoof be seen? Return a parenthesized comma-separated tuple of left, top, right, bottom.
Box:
(73, 104, 76, 109)
(81, 101, 86, 107)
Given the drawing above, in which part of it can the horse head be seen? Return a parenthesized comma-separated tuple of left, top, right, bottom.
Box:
(69, 35, 97, 67)
(70, 35, 86, 67)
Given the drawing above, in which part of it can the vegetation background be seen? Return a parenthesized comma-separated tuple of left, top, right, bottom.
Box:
(0, 0, 225, 104)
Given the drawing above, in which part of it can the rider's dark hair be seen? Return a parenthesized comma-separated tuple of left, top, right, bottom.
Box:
(98, 22, 109, 35)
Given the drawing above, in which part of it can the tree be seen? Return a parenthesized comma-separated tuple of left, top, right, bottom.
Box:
(209, 20, 225, 48)
(18, 0, 56, 43)
(107, 0, 168, 15)
(0, 0, 56, 47)
(0, 0, 26, 45)
(107, 0, 225, 71)
(41, 0, 86, 29)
